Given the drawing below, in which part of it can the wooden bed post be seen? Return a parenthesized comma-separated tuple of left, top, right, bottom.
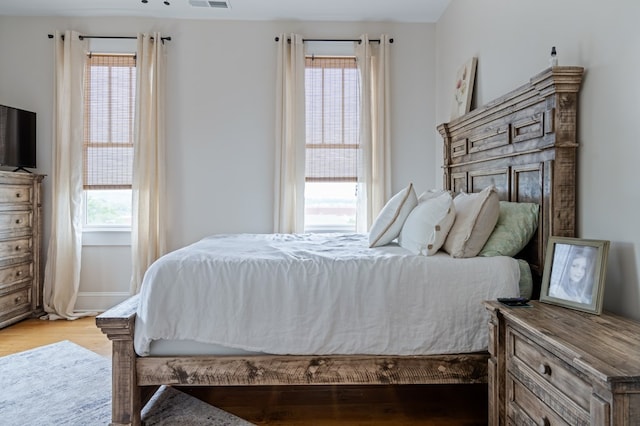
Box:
(531, 67, 583, 241)
(96, 295, 142, 426)
(438, 122, 452, 189)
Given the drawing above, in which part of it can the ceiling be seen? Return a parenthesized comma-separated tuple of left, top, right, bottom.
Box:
(0, 0, 451, 23)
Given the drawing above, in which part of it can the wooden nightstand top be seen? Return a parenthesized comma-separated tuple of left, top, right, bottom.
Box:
(485, 300, 640, 385)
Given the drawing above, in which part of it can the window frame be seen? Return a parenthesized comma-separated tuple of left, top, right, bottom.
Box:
(82, 52, 136, 233)
(303, 55, 361, 233)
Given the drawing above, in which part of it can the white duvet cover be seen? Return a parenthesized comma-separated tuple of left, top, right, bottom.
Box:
(134, 233, 520, 356)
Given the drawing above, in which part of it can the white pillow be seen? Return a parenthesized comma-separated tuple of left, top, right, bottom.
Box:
(443, 185, 500, 258)
(398, 191, 455, 255)
(417, 189, 453, 203)
(369, 183, 418, 248)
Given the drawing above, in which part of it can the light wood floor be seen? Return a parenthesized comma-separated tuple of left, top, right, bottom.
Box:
(0, 317, 488, 425)
(0, 316, 113, 358)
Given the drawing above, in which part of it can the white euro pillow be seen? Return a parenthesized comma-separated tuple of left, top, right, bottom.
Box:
(369, 183, 418, 248)
(443, 185, 500, 258)
(417, 189, 452, 203)
(398, 191, 455, 255)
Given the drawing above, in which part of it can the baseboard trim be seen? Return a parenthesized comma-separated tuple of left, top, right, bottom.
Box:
(75, 291, 131, 313)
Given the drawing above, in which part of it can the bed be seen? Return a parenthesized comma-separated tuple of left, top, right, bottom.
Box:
(97, 66, 584, 426)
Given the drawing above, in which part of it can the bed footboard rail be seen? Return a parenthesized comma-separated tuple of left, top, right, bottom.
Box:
(96, 295, 153, 426)
(136, 353, 489, 386)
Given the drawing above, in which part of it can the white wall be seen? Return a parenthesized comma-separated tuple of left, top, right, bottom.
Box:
(436, 0, 640, 319)
(0, 16, 436, 311)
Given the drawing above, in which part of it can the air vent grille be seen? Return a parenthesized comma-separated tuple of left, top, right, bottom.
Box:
(189, 0, 230, 8)
(208, 1, 230, 8)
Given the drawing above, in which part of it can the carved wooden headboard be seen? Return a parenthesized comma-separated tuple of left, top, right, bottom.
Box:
(438, 66, 584, 296)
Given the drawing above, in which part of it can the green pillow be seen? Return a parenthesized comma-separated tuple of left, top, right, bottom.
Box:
(478, 201, 539, 257)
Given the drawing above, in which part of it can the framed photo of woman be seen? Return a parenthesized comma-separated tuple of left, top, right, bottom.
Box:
(540, 237, 610, 314)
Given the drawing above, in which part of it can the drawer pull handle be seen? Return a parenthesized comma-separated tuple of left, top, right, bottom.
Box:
(16, 271, 23, 277)
(540, 416, 550, 426)
(15, 193, 21, 198)
(15, 219, 23, 224)
(15, 246, 21, 251)
(14, 296, 23, 304)
(538, 363, 551, 376)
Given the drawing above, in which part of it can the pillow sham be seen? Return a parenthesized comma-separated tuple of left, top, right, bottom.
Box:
(479, 201, 539, 257)
(516, 258, 533, 300)
(417, 189, 453, 204)
(442, 185, 500, 258)
(398, 191, 455, 255)
(369, 183, 418, 248)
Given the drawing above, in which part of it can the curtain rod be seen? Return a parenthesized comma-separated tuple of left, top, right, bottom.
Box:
(48, 34, 172, 42)
(274, 36, 393, 44)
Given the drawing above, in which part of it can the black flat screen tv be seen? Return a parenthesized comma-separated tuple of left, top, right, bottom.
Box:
(0, 104, 36, 171)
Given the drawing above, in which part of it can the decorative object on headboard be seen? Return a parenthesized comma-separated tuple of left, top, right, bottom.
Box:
(438, 66, 584, 284)
(451, 57, 478, 120)
(549, 46, 558, 67)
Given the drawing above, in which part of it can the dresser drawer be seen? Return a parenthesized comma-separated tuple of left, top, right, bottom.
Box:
(507, 327, 591, 411)
(0, 185, 32, 205)
(0, 211, 32, 232)
(0, 286, 31, 315)
(507, 373, 572, 426)
(0, 262, 32, 291)
(0, 237, 32, 260)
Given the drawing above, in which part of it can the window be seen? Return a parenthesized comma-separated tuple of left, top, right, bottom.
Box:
(83, 53, 136, 228)
(304, 56, 360, 232)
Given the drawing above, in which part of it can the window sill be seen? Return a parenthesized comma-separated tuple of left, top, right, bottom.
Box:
(304, 225, 357, 233)
(82, 228, 131, 246)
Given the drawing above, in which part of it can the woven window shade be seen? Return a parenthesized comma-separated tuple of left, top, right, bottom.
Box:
(83, 54, 136, 189)
(305, 56, 360, 182)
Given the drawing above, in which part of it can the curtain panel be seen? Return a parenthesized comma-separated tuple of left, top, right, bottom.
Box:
(355, 34, 392, 232)
(42, 30, 90, 320)
(130, 33, 167, 294)
(273, 33, 306, 233)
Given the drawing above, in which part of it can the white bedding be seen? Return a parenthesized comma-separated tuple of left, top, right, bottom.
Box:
(134, 233, 521, 356)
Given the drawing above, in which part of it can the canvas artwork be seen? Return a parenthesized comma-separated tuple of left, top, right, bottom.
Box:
(451, 57, 477, 120)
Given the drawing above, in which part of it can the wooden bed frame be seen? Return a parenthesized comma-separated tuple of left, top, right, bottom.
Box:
(97, 66, 583, 426)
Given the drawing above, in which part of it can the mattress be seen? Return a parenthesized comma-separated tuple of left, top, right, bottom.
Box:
(135, 233, 522, 357)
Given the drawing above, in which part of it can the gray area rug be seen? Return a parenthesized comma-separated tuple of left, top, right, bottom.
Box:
(0, 340, 254, 425)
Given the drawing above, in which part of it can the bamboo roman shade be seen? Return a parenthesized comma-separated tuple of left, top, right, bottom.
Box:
(305, 56, 360, 182)
(83, 53, 136, 189)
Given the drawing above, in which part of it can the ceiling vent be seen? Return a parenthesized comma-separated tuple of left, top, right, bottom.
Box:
(189, 0, 230, 8)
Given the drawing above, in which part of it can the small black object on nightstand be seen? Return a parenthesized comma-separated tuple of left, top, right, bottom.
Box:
(497, 297, 531, 307)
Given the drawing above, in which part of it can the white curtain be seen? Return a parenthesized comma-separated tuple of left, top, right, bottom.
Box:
(42, 31, 90, 320)
(130, 33, 167, 294)
(355, 34, 392, 232)
(273, 33, 306, 233)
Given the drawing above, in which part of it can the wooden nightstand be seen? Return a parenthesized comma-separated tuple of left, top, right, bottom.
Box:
(485, 300, 640, 425)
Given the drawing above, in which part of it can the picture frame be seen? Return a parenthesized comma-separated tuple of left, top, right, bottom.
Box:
(451, 57, 477, 120)
(540, 236, 610, 314)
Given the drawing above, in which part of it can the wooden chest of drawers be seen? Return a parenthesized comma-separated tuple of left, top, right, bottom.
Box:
(485, 300, 640, 425)
(0, 171, 43, 329)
